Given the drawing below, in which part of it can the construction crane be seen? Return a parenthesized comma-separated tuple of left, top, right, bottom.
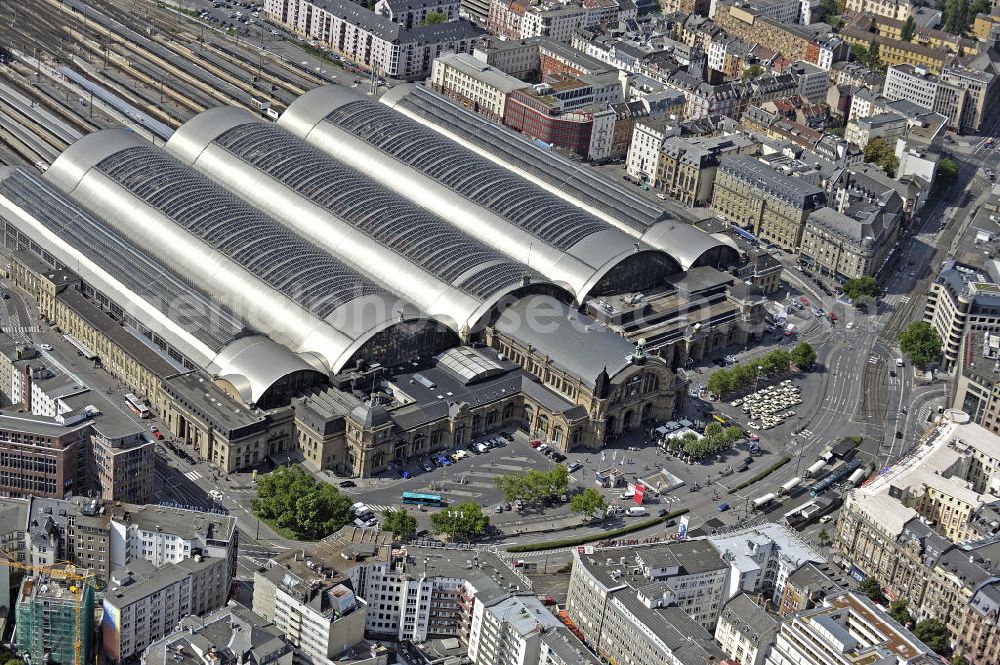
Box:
(0, 552, 96, 665)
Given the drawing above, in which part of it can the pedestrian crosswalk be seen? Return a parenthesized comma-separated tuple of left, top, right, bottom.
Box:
(900, 296, 911, 304)
(364, 504, 396, 514)
(183, 470, 202, 481)
(868, 355, 879, 365)
(799, 429, 814, 439)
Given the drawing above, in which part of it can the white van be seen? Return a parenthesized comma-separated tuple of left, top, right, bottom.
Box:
(625, 506, 647, 517)
(895, 358, 905, 367)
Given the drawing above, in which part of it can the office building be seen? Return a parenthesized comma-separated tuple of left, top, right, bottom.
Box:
(883, 64, 967, 131)
(800, 200, 902, 281)
(712, 154, 826, 251)
(653, 133, 759, 206)
(430, 53, 529, 123)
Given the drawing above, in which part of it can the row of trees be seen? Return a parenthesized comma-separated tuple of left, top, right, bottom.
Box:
(664, 423, 745, 460)
(941, 0, 990, 35)
(706, 343, 816, 398)
(252, 466, 354, 540)
(851, 40, 884, 72)
(495, 465, 570, 506)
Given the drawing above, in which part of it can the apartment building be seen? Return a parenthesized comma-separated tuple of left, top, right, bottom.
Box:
(788, 61, 829, 102)
(711, 154, 826, 251)
(654, 134, 759, 206)
(776, 561, 846, 617)
(430, 53, 529, 122)
(715, 593, 778, 665)
(565, 543, 728, 665)
(264, 0, 482, 80)
(839, 25, 951, 74)
(766, 592, 934, 665)
(800, 200, 902, 281)
(844, 0, 913, 20)
(102, 558, 229, 662)
(472, 37, 542, 79)
(468, 595, 562, 665)
(713, 2, 836, 63)
(141, 603, 299, 665)
(487, 0, 635, 42)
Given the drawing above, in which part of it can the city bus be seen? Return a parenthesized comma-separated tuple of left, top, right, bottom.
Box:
(124, 393, 150, 419)
(401, 492, 444, 507)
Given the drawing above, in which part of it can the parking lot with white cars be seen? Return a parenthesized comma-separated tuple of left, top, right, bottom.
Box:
(731, 380, 803, 432)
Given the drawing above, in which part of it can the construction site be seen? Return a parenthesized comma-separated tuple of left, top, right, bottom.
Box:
(12, 568, 96, 665)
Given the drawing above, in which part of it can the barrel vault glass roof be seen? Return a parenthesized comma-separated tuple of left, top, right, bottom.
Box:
(0, 169, 249, 350)
(390, 84, 664, 231)
(322, 100, 609, 251)
(95, 146, 387, 319)
(212, 122, 532, 299)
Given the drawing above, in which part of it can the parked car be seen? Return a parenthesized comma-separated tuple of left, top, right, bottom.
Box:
(717, 502, 730, 512)
(567, 461, 583, 472)
(339, 480, 357, 488)
(399, 470, 411, 479)
(40, 343, 53, 351)
(421, 461, 435, 472)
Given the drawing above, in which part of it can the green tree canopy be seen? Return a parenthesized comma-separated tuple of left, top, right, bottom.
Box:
(495, 466, 570, 504)
(741, 64, 765, 80)
(843, 276, 880, 301)
(252, 466, 354, 540)
(430, 502, 489, 541)
(913, 618, 952, 656)
(899, 321, 942, 366)
(705, 348, 800, 398)
(864, 137, 899, 176)
(936, 157, 959, 187)
(421, 10, 448, 24)
(790, 342, 817, 369)
(900, 15, 916, 40)
(858, 576, 886, 604)
(382, 508, 418, 541)
(569, 488, 607, 518)
(888, 599, 911, 625)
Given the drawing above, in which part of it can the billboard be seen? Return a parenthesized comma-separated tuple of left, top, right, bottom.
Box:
(634, 483, 645, 505)
(677, 515, 689, 540)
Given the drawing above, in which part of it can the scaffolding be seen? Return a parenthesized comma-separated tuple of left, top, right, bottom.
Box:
(11, 564, 95, 665)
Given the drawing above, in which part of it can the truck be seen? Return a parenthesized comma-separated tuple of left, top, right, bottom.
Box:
(847, 467, 866, 486)
(779, 477, 802, 495)
(752, 493, 778, 510)
(805, 460, 826, 478)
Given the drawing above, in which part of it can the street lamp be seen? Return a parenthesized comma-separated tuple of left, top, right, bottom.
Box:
(754, 365, 764, 393)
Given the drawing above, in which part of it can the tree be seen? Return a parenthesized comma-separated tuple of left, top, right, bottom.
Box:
(937, 157, 959, 187)
(382, 508, 417, 541)
(866, 39, 881, 70)
(913, 618, 952, 656)
(842, 276, 880, 301)
(858, 576, 886, 604)
(864, 137, 899, 176)
(899, 321, 942, 367)
(900, 15, 916, 40)
(888, 599, 911, 626)
(569, 488, 607, 518)
(252, 466, 354, 540)
(952, 654, 970, 665)
(421, 10, 448, 24)
(430, 502, 489, 541)
(791, 342, 817, 369)
(495, 466, 569, 505)
(818, 528, 831, 546)
(741, 64, 765, 80)
(851, 43, 868, 65)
